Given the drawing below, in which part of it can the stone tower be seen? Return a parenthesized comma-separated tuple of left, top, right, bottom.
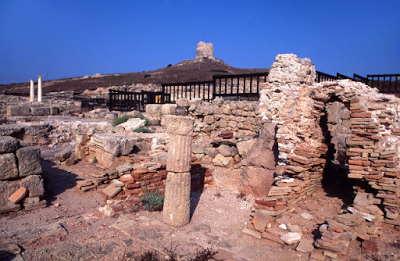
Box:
(196, 41, 214, 59)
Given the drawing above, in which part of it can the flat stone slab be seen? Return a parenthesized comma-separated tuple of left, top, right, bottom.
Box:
(102, 184, 121, 198)
(0, 201, 21, 214)
(8, 187, 27, 204)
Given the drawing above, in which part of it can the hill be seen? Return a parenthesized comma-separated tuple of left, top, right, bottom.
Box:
(0, 57, 269, 95)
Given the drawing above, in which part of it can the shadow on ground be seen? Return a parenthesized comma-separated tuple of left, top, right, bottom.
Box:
(41, 160, 81, 206)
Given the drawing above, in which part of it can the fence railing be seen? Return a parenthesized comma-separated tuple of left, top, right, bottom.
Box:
(161, 72, 269, 103)
(367, 74, 400, 94)
(109, 90, 169, 112)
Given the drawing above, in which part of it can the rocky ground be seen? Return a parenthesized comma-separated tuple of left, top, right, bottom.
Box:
(1, 152, 400, 261)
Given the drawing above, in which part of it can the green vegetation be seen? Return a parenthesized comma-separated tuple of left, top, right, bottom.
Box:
(93, 157, 98, 163)
(141, 187, 164, 211)
(132, 126, 152, 133)
(112, 115, 133, 126)
(112, 113, 150, 127)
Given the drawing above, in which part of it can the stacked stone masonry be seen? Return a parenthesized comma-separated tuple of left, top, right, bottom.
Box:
(0, 136, 45, 213)
(254, 54, 400, 226)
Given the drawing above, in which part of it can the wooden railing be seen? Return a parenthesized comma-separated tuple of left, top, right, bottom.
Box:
(161, 72, 269, 102)
(109, 90, 169, 112)
(367, 74, 400, 94)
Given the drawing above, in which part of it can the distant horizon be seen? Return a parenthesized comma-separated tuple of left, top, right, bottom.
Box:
(1, 0, 399, 85)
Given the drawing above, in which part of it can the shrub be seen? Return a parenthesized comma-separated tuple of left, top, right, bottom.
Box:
(112, 115, 133, 126)
(132, 126, 152, 133)
(141, 185, 164, 211)
(93, 157, 98, 163)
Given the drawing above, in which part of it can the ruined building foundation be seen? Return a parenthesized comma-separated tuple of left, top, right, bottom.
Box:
(246, 53, 400, 225)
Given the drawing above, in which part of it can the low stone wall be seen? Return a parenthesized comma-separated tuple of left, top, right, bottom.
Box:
(7, 105, 60, 117)
(0, 136, 45, 213)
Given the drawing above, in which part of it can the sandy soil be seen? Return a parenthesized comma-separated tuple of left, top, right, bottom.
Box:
(1, 154, 400, 261)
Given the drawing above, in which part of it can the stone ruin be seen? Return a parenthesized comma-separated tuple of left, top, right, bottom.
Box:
(238, 53, 400, 256)
(1, 50, 400, 258)
(196, 41, 214, 59)
(0, 136, 45, 213)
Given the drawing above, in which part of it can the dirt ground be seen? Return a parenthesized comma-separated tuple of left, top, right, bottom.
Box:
(1, 149, 400, 261)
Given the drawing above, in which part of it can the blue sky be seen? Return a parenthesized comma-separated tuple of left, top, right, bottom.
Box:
(1, 0, 399, 84)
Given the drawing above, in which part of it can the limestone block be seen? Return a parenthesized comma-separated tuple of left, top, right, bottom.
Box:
(0, 175, 44, 205)
(55, 149, 72, 164)
(15, 147, 42, 178)
(237, 139, 256, 157)
(0, 153, 18, 180)
(218, 145, 234, 157)
(161, 104, 177, 115)
(192, 143, 205, 154)
(327, 102, 341, 125)
(95, 148, 116, 169)
(204, 115, 215, 125)
(92, 133, 135, 157)
(240, 166, 274, 198)
(165, 116, 194, 136)
(146, 104, 162, 115)
(176, 98, 190, 107)
(0, 136, 19, 154)
(118, 118, 145, 131)
(30, 107, 50, 116)
(246, 122, 276, 169)
(204, 147, 217, 158)
(6, 105, 30, 116)
(8, 187, 27, 204)
(163, 172, 191, 227)
(212, 154, 232, 167)
(50, 107, 59, 115)
(167, 134, 192, 172)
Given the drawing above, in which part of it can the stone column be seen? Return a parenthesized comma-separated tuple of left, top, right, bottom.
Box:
(163, 115, 194, 227)
(30, 79, 35, 102)
(38, 75, 43, 102)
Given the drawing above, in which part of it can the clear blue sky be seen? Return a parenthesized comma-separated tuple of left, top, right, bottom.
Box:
(1, 0, 399, 84)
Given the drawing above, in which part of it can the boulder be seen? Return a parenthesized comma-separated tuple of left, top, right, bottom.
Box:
(246, 122, 276, 169)
(15, 147, 42, 177)
(240, 166, 274, 198)
(0, 153, 18, 180)
(55, 149, 72, 163)
(92, 133, 135, 157)
(212, 154, 232, 167)
(118, 118, 145, 131)
(0, 136, 19, 154)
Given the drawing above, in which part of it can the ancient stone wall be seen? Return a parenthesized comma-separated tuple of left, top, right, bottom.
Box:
(0, 136, 45, 213)
(253, 53, 400, 226)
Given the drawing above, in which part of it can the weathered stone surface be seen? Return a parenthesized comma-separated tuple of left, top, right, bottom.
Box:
(196, 41, 214, 59)
(218, 144, 234, 157)
(246, 123, 276, 169)
(252, 210, 271, 232)
(118, 118, 145, 131)
(55, 149, 72, 163)
(164, 115, 195, 136)
(167, 134, 192, 172)
(243, 227, 262, 239)
(267, 53, 316, 85)
(102, 184, 121, 198)
(30, 107, 51, 116)
(92, 133, 135, 157)
(280, 232, 302, 244)
(161, 104, 177, 115)
(296, 238, 314, 253)
(163, 172, 191, 227)
(146, 104, 162, 115)
(0, 175, 44, 205)
(0, 201, 21, 214)
(212, 154, 232, 167)
(6, 105, 30, 116)
(0, 153, 18, 180)
(240, 166, 274, 198)
(236, 139, 256, 157)
(176, 98, 190, 107)
(0, 136, 19, 154)
(15, 147, 42, 177)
